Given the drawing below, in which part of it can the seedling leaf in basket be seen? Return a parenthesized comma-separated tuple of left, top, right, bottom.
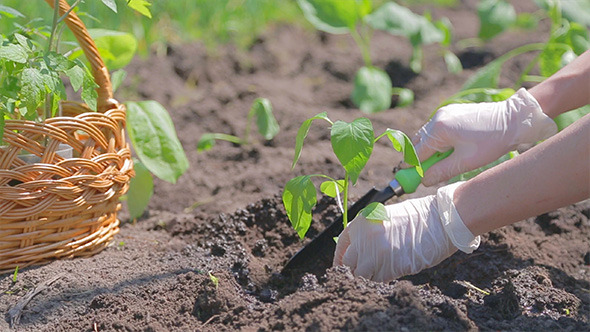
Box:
(126, 100, 189, 184)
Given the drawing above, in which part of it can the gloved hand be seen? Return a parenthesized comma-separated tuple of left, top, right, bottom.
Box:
(333, 182, 480, 282)
(414, 88, 557, 186)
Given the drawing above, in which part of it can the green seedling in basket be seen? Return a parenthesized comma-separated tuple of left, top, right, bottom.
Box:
(197, 98, 279, 152)
(282, 112, 422, 239)
(0, 1, 189, 221)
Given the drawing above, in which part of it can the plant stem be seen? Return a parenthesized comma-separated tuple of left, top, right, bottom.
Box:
(209, 133, 246, 145)
(342, 173, 349, 228)
(350, 27, 372, 67)
(245, 104, 255, 145)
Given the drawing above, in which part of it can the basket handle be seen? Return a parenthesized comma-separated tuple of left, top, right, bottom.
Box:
(45, 0, 116, 113)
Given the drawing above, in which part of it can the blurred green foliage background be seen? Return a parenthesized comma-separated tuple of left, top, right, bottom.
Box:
(0, 0, 305, 54)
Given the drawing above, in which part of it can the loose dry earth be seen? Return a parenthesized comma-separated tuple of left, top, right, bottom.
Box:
(1, 1, 589, 331)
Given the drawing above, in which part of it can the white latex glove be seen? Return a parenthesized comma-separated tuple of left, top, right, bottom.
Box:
(414, 88, 557, 186)
(333, 182, 480, 282)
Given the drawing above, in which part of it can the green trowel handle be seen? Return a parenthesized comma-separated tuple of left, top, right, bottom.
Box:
(395, 149, 453, 194)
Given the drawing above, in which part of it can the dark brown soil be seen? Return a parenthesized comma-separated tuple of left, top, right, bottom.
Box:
(2, 1, 589, 331)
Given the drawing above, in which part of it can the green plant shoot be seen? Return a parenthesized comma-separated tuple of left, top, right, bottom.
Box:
(283, 112, 421, 239)
(197, 98, 279, 151)
(297, 0, 460, 113)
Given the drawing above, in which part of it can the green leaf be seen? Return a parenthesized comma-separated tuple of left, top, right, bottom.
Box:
(450, 151, 518, 183)
(435, 18, 453, 47)
(127, 0, 152, 18)
(535, 0, 590, 27)
(20, 68, 44, 114)
(296, 0, 371, 34)
(439, 88, 515, 108)
(444, 50, 463, 74)
(392, 87, 414, 107)
(461, 58, 503, 90)
(409, 46, 423, 73)
(0, 44, 27, 63)
(539, 42, 570, 77)
(65, 65, 85, 92)
(0, 114, 4, 142)
(282, 175, 318, 239)
(477, 0, 516, 40)
(367, 2, 444, 45)
(89, 29, 138, 70)
(352, 66, 392, 113)
(330, 118, 374, 185)
(126, 101, 189, 183)
(320, 179, 345, 198)
(0, 5, 24, 18)
(359, 202, 388, 222)
(81, 71, 98, 111)
(553, 105, 590, 131)
(111, 69, 127, 92)
(14, 33, 32, 52)
(514, 12, 539, 30)
(197, 133, 217, 152)
(126, 159, 154, 220)
(379, 128, 422, 175)
(252, 98, 279, 140)
(44, 52, 74, 71)
(100, 0, 118, 13)
(292, 112, 332, 169)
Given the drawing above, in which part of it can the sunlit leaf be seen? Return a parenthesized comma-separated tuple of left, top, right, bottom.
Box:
(359, 202, 388, 222)
(330, 118, 374, 185)
(126, 101, 189, 183)
(320, 179, 345, 198)
(282, 175, 317, 239)
(127, 0, 152, 18)
(352, 66, 392, 113)
(477, 0, 516, 40)
(444, 50, 463, 74)
(0, 44, 27, 63)
(297, 0, 371, 34)
(292, 112, 331, 169)
(378, 128, 422, 176)
(127, 159, 154, 220)
(252, 97, 279, 140)
(89, 29, 138, 70)
(100, 0, 117, 13)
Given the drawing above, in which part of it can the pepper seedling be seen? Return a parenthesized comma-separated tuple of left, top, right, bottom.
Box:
(297, 0, 463, 113)
(282, 112, 421, 239)
(197, 98, 279, 152)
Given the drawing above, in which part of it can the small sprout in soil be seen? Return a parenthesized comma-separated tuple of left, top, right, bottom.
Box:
(197, 98, 279, 152)
(283, 112, 421, 239)
(208, 272, 219, 289)
(12, 266, 18, 283)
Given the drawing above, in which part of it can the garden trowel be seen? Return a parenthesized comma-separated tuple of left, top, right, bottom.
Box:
(280, 149, 453, 276)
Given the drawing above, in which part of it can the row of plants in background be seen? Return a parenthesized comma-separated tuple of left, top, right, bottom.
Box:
(0, 1, 188, 221)
(282, 112, 421, 238)
(197, 97, 279, 152)
(297, 0, 463, 114)
(440, 0, 589, 181)
(0, 0, 304, 55)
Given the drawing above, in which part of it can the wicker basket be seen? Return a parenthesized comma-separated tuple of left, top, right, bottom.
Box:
(0, 0, 134, 273)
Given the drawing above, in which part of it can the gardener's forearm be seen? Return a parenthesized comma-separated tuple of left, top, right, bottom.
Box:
(529, 50, 590, 119)
(453, 113, 590, 236)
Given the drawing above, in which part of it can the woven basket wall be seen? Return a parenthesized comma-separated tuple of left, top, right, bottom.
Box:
(0, 0, 134, 273)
